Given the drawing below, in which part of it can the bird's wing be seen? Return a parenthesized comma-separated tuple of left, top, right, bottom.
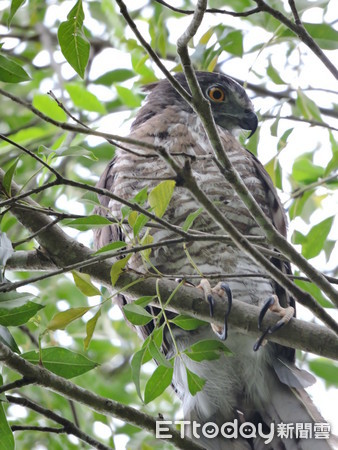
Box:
(93, 152, 167, 343)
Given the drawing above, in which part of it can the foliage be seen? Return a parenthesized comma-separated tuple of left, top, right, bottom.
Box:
(0, 0, 337, 449)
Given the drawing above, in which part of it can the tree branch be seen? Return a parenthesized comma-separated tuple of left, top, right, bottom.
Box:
(254, 0, 338, 79)
(173, 3, 338, 310)
(7, 395, 114, 450)
(0, 352, 203, 450)
(154, 0, 260, 17)
(1, 171, 337, 357)
(115, 0, 338, 311)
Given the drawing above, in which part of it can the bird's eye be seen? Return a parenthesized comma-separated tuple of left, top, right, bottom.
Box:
(207, 86, 226, 102)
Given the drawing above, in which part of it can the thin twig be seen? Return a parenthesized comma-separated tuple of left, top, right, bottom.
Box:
(0, 180, 60, 208)
(0, 232, 282, 294)
(156, 146, 337, 332)
(288, 0, 301, 25)
(11, 425, 65, 433)
(289, 172, 338, 200)
(7, 395, 114, 450)
(0, 372, 203, 450)
(261, 113, 338, 132)
(13, 218, 60, 248)
(169, 2, 338, 308)
(0, 88, 165, 152)
(0, 134, 61, 179)
(154, 0, 260, 17)
(1, 177, 337, 356)
(0, 377, 33, 394)
(254, 0, 338, 79)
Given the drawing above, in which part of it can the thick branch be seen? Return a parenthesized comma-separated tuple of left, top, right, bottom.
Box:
(1, 173, 337, 357)
(0, 347, 203, 450)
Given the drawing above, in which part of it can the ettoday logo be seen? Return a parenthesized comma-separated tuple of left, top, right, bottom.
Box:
(156, 419, 331, 444)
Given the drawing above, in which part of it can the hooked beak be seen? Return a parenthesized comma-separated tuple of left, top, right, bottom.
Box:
(239, 111, 258, 138)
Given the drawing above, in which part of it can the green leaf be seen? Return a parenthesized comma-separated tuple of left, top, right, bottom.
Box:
(72, 271, 101, 296)
(264, 157, 282, 189)
(144, 365, 173, 404)
(281, 23, 338, 50)
(148, 180, 175, 218)
(292, 158, 324, 184)
(0, 401, 14, 450)
(141, 233, 154, 260)
(94, 69, 135, 85)
(277, 128, 292, 152)
(84, 308, 101, 350)
(199, 27, 214, 45)
(65, 83, 106, 113)
(3, 157, 20, 196)
(325, 153, 338, 176)
(57, 0, 90, 78)
(170, 315, 207, 331)
(294, 279, 334, 308)
(22, 347, 98, 379)
(123, 303, 153, 326)
(133, 214, 150, 237)
(301, 216, 334, 259)
(296, 90, 322, 122)
(8, 0, 26, 27)
(131, 186, 148, 206)
(115, 85, 142, 108)
(128, 210, 138, 228)
(0, 325, 20, 353)
(47, 306, 91, 331)
(183, 208, 203, 232)
(0, 292, 43, 326)
(267, 60, 286, 84)
(110, 255, 130, 287)
(289, 189, 314, 221)
(131, 348, 146, 401)
(0, 54, 30, 83)
(148, 340, 172, 368)
(94, 241, 127, 255)
(32, 94, 67, 122)
(63, 215, 112, 231)
(185, 339, 232, 362)
(309, 358, 338, 387)
(219, 30, 243, 56)
(134, 296, 155, 308)
(53, 145, 98, 160)
(186, 367, 206, 396)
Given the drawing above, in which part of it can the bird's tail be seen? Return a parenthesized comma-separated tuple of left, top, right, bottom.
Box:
(252, 368, 335, 450)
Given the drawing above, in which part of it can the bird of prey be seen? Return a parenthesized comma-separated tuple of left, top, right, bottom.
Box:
(94, 72, 331, 450)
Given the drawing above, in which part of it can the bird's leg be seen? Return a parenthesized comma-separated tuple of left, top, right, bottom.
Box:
(253, 295, 294, 351)
(197, 279, 232, 341)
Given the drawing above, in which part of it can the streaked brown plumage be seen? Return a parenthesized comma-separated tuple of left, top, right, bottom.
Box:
(94, 72, 331, 449)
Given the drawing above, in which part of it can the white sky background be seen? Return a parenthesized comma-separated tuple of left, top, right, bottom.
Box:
(1, 0, 338, 446)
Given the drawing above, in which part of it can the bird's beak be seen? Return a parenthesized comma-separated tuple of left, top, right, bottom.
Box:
(239, 111, 258, 138)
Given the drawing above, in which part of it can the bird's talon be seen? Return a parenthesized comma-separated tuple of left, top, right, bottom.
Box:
(197, 279, 232, 341)
(254, 295, 294, 352)
(207, 293, 214, 317)
(258, 296, 276, 330)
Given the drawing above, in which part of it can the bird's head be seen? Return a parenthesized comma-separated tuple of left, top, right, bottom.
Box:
(193, 72, 258, 137)
(136, 71, 257, 137)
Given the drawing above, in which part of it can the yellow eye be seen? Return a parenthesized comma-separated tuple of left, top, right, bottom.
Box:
(208, 86, 225, 102)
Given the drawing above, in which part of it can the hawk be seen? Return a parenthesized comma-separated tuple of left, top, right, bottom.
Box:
(94, 72, 331, 449)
